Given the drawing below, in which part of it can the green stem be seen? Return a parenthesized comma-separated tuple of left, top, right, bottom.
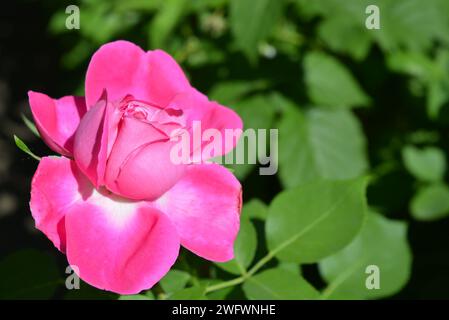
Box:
(205, 276, 245, 293)
(205, 251, 276, 294)
(246, 251, 275, 277)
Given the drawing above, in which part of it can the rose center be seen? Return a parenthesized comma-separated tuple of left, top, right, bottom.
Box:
(118, 95, 186, 135)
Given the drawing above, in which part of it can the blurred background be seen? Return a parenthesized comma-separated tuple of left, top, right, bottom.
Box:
(1, 0, 449, 299)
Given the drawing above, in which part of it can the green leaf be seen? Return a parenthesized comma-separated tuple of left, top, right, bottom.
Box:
(411, 183, 449, 221)
(148, 0, 189, 49)
(191, 0, 229, 10)
(115, 0, 162, 12)
(119, 292, 155, 300)
(61, 39, 94, 69)
(208, 80, 269, 106)
(243, 198, 269, 221)
(21, 114, 40, 137)
(169, 285, 207, 300)
(14, 135, 41, 161)
(242, 268, 319, 300)
(278, 107, 368, 188)
(266, 177, 367, 263)
(278, 262, 302, 276)
(427, 76, 449, 119)
(216, 217, 257, 275)
(220, 94, 277, 180)
(298, 0, 449, 54)
(48, 11, 70, 34)
(234, 95, 277, 132)
(296, 0, 373, 60)
(229, 0, 283, 61)
(402, 145, 446, 182)
(374, 0, 449, 52)
(0, 249, 61, 299)
(318, 16, 372, 61)
(160, 270, 191, 294)
(304, 52, 370, 109)
(319, 211, 412, 299)
(387, 50, 449, 119)
(387, 51, 440, 82)
(80, 3, 139, 44)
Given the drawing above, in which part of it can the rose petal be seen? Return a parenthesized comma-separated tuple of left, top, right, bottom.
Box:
(30, 156, 180, 294)
(28, 91, 87, 156)
(112, 139, 186, 201)
(65, 202, 180, 295)
(85, 40, 190, 108)
(155, 163, 242, 262)
(168, 90, 243, 161)
(29, 156, 92, 252)
(104, 116, 168, 195)
(73, 94, 120, 187)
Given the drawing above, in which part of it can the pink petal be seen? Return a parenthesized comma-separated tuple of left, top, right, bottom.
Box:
(29, 156, 92, 252)
(155, 164, 242, 262)
(65, 203, 180, 294)
(104, 117, 167, 190)
(73, 94, 120, 187)
(30, 156, 180, 294)
(105, 116, 185, 200)
(85, 40, 190, 108)
(168, 90, 243, 161)
(28, 91, 87, 156)
(113, 140, 186, 201)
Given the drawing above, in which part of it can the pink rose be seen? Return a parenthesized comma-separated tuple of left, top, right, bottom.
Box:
(28, 41, 243, 294)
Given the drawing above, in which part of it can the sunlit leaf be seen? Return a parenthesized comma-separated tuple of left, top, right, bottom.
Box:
(266, 177, 367, 263)
(411, 183, 449, 221)
(402, 145, 446, 182)
(278, 262, 301, 276)
(278, 107, 368, 188)
(14, 135, 40, 161)
(387, 50, 449, 119)
(319, 211, 412, 299)
(298, 0, 449, 54)
(304, 52, 370, 109)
